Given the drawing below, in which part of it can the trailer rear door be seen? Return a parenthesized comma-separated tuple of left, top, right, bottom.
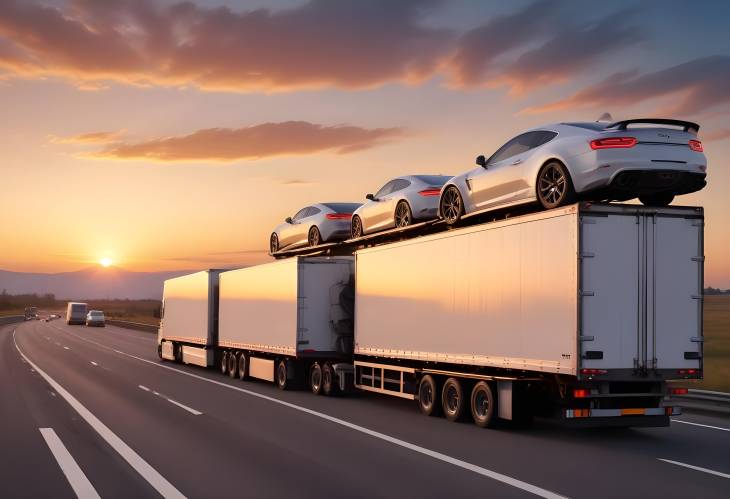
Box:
(579, 206, 703, 376)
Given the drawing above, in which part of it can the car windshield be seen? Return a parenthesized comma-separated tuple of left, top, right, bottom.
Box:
(322, 203, 361, 213)
(90, 311, 103, 316)
(414, 175, 451, 186)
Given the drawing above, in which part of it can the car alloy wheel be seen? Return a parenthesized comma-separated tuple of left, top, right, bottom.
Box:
(537, 162, 574, 209)
(440, 186, 463, 225)
(308, 226, 321, 247)
(351, 216, 363, 239)
(270, 233, 279, 253)
(395, 201, 412, 228)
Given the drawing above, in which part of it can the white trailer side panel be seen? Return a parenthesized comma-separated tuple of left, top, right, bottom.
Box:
(355, 208, 579, 375)
(158, 271, 215, 346)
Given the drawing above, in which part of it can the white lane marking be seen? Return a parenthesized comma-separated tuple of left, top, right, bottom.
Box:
(13, 330, 186, 499)
(64, 346, 70, 350)
(671, 419, 730, 432)
(55, 326, 564, 499)
(138, 385, 202, 416)
(658, 459, 730, 479)
(39, 428, 101, 499)
(90, 362, 98, 367)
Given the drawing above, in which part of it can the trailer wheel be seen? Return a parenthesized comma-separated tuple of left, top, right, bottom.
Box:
(157, 343, 163, 360)
(237, 353, 249, 381)
(310, 363, 323, 395)
(220, 351, 229, 375)
(322, 363, 337, 396)
(227, 352, 238, 378)
(276, 360, 289, 390)
(174, 343, 183, 363)
(470, 381, 497, 428)
(442, 377, 467, 422)
(417, 375, 441, 417)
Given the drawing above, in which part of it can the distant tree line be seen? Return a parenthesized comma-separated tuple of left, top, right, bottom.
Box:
(0, 291, 161, 318)
(704, 287, 730, 295)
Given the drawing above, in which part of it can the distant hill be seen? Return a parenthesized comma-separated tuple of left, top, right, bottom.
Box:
(0, 267, 194, 300)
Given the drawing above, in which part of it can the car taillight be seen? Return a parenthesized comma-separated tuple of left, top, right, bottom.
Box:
(573, 389, 590, 398)
(418, 188, 441, 196)
(669, 387, 688, 395)
(688, 139, 703, 152)
(326, 213, 352, 220)
(580, 368, 607, 376)
(678, 369, 698, 376)
(590, 137, 637, 149)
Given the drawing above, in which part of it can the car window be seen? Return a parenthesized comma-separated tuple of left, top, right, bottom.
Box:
(375, 181, 395, 198)
(293, 208, 309, 221)
(531, 131, 558, 148)
(487, 132, 537, 164)
(307, 207, 321, 217)
(391, 179, 411, 193)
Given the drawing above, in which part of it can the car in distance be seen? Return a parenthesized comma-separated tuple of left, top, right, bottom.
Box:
(86, 310, 106, 327)
(351, 175, 452, 238)
(66, 302, 88, 325)
(270, 202, 362, 253)
(439, 118, 707, 225)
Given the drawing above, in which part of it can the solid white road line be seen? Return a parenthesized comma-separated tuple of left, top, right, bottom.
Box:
(13, 330, 186, 499)
(54, 325, 565, 499)
(671, 419, 730, 432)
(658, 459, 730, 479)
(39, 428, 101, 499)
(138, 385, 202, 416)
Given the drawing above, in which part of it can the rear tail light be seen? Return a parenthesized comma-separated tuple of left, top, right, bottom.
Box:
(326, 213, 352, 220)
(418, 188, 441, 197)
(580, 368, 608, 376)
(669, 387, 688, 395)
(590, 137, 637, 149)
(573, 389, 590, 398)
(688, 139, 703, 152)
(678, 369, 698, 376)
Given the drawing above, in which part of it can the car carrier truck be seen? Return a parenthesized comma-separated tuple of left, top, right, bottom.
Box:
(158, 202, 703, 428)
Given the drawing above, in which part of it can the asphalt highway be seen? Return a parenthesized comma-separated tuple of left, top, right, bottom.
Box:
(2, 320, 729, 498)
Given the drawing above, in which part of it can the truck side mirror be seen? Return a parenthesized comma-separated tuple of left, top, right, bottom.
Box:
(476, 155, 487, 168)
(366, 194, 375, 201)
(285, 217, 293, 224)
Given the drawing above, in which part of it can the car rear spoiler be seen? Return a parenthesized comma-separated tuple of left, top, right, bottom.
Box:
(606, 118, 700, 133)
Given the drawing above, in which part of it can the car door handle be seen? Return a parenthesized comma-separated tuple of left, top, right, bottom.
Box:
(511, 159, 522, 165)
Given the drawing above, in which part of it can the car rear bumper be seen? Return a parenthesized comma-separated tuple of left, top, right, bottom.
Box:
(609, 170, 706, 196)
(86, 321, 105, 327)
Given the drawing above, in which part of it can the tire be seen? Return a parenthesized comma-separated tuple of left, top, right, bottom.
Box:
(310, 362, 323, 395)
(394, 201, 412, 228)
(276, 359, 289, 390)
(537, 161, 575, 210)
(220, 350, 229, 375)
(470, 381, 497, 428)
(270, 233, 279, 254)
(227, 351, 238, 378)
(157, 343, 163, 360)
(237, 352, 249, 380)
(442, 377, 467, 422)
(322, 363, 337, 396)
(351, 215, 363, 239)
(639, 193, 674, 206)
(174, 343, 183, 363)
(417, 375, 441, 416)
(440, 186, 463, 225)
(308, 226, 321, 247)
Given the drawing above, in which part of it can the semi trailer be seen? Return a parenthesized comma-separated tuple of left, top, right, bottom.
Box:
(158, 202, 703, 428)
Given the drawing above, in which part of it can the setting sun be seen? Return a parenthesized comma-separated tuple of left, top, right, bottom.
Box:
(100, 257, 113, 268)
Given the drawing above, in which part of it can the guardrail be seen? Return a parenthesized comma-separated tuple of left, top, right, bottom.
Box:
(674, 389, 730, 416)
(0, 315, 25, 326)
(106, 319, 158, 333)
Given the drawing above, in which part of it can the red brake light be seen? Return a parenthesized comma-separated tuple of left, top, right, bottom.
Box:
(670, 387, 688, 395)
(326, 213, 352, 220)
(418, 188, 441, 197)
(678, 369, 698, 376)
(590, 137, 637, 149)
(573, 389, 590, 398)
(688, 139, 703, 152)
(580, 368, 607, 376)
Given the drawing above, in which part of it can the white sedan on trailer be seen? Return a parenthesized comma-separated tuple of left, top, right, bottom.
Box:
(439, 118, 707, 224)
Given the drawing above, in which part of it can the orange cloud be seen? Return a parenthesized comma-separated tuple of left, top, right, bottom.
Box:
(50, 131, 123, 144)
(87, 121, 407, 162)
(703, 128, 730, 142)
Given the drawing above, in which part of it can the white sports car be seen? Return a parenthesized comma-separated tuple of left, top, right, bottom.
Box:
(439, 119, 707, 224)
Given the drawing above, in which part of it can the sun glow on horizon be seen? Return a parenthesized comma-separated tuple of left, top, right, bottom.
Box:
(100, 257, 113, 268)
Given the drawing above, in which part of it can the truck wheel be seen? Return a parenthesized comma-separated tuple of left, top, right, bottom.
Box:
(322, 363, 337, 396)
(237, 353, 249, 381)
(220, 351, 229, 375)
(442, 377, 467, 422)
(470, 381, 497, 428)
(227, 352, 238, 378)
(174, 343, 183, 363)
(276, 360, 289, 390)
(417, 375, 441, 416)
(157, 343, 163, 360)
(310, 363, 323, 395)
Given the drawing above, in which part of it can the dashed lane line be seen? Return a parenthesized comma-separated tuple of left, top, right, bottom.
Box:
(39, 427, 101, 499)
(658, 459, 730, 479)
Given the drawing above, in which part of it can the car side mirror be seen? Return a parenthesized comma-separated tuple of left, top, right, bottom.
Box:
(366, 194, 375, 201)
(285, 217, 293, 224)
(476, 155, 487, 168)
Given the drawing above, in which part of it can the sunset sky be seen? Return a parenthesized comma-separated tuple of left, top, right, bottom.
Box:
(1, 0, 729, 286)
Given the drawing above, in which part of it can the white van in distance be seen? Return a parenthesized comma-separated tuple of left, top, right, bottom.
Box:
(66, 302, 88, 325)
